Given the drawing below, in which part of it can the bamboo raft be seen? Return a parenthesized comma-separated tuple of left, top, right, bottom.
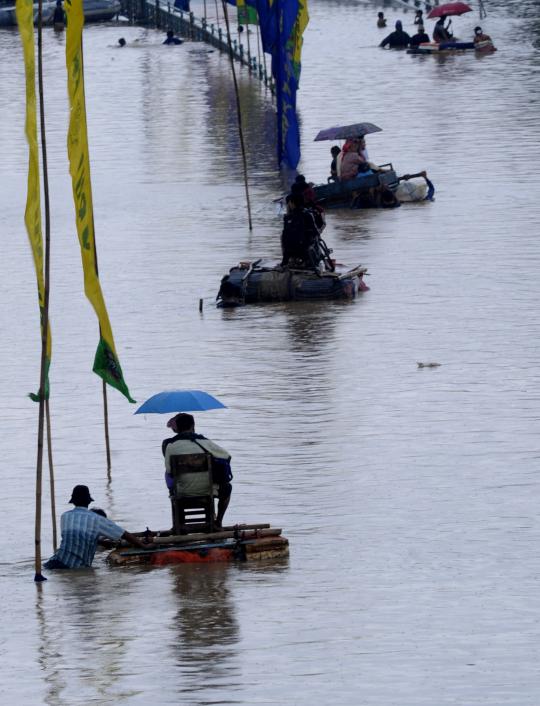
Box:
(107, 523, 289, 567)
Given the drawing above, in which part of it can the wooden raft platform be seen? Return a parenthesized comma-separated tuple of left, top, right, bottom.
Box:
(107, 524, 289, 567)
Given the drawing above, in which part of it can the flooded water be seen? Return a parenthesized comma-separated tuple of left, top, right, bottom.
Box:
(1, 0, 540, 703)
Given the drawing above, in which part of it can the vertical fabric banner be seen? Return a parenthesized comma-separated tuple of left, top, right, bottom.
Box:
(280, 0, 308, 168)
(256, 0, 308, 168)
(16, 0, 52, 401)
(64, 0, 135, 403)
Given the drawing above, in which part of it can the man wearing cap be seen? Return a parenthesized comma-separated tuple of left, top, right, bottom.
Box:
(44, 485, 152, 570)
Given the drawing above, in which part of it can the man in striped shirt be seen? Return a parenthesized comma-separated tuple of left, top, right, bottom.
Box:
(44, 485, 152, 569)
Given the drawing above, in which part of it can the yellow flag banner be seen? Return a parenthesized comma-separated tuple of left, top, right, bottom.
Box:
(16, 0, 52, 401)
(64, 0, 134, 402)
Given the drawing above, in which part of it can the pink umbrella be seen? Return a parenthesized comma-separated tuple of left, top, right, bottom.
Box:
(427, 2, 472, 18)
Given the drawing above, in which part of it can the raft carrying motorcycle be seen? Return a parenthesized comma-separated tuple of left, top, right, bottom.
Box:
(217, 258, 369, 307)
(216, 209, 369, 309)
(311, 122, 435, 209)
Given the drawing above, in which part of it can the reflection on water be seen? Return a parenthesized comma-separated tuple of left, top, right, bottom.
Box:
(2, 0, 540, 703)
(170, 565, 241, 699)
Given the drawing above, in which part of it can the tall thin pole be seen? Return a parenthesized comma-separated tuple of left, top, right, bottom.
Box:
(45, 400, 57, 551)
(214, 0, 219, 26)
(103, 379, 112, 478)
(35, 0, 52, 582)
(221, 0, 253, 230)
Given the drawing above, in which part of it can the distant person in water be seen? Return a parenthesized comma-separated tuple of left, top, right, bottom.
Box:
(163, 29, 183, 45)
(53, 0, 65, 30)
(377, 11, 386, 28)
(473, 26, 492, 43)
(44, 485, 152, 570)
(473, 26, 496, 51)
(414, 9, 423, 25)
(433, 16, 453, 42)
(409, 24, 430, 47)
(380, 20, 411, 48)
(118, 37, 126, 47)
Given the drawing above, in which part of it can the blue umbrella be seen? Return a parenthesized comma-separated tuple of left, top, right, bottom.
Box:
(134, 390, 227, 414)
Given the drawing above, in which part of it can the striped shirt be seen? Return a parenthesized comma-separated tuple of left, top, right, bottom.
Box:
(47, 507, 125, 568)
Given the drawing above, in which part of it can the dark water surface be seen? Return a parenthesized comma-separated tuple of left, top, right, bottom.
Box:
(1, 1, 540, 703)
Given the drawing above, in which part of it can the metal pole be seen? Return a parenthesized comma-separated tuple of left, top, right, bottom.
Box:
(221, 0, 253, 230)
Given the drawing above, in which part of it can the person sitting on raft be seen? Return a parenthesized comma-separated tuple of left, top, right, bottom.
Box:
(337, 138, 379, 181)
(163, 413, 233, 529)
(414, 9, 424, 25)
(377, 11, 387, 28)
(410, 24, 430, 48)
(380, 20, 411, 49)
(281, 193, 323, 271)
(433, 16, 453, 43)
(291, 175, 325, 231)
(329, 145, 341, 182)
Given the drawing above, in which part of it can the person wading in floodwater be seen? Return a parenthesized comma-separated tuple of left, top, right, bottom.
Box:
(44, 485, 152, 570)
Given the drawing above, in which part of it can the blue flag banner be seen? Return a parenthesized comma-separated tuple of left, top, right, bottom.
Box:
(255, 0, 308, 169)
(174, 0, 189, 11)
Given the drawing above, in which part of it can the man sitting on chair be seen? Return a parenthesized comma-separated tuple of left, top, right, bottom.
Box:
(162, 413, 232, 528)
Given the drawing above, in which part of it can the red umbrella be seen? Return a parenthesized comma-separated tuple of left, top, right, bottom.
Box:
(427, 2, 472, 18)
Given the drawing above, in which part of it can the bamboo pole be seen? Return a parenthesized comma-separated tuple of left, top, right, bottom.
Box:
(221, 0, 253, 230)
(45, 400, 57, 551)
(34, 0, 52, 582)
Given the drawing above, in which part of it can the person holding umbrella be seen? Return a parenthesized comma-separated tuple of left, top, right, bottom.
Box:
(433, 15, 453, 42)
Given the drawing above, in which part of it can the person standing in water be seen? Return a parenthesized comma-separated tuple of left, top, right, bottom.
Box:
(380, 20, 411, 49)
(53, 0, 65, 30)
